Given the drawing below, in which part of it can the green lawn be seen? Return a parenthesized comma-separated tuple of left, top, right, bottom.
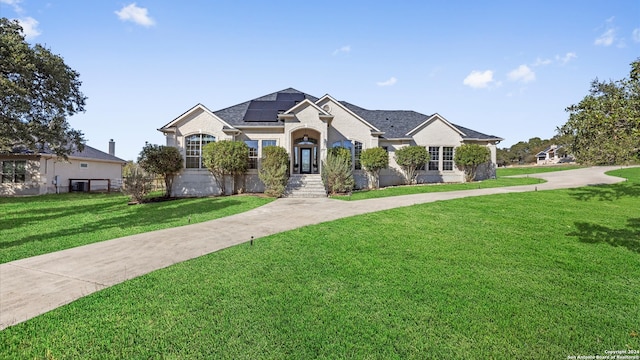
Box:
(0, 193, 273, 264)
(1, 168, 638, 359)
(496, 164, 585, 177)
(334, 177, 544, 200)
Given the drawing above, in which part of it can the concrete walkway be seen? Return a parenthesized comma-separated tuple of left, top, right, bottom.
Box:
(0, 166, 629, 330)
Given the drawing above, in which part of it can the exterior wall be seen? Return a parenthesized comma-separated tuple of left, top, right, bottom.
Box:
(317, 98, 377, 149)
(169, 107, 239, 196)
(48, 157, 123, 193)
(0, 156, 41, 196)
(409, 118, 465, 183)
(0, 156, 123, 196)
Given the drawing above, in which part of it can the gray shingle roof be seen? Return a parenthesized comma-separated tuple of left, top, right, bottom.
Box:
(214, 88, 317, 126)
(70, 145, 126, 163)
(210, 88, 501, 141)
(340, 101, 428, 139)
(9, 144, 126, 163)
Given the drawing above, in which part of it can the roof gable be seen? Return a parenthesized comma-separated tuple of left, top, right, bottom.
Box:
(406, 113, 464, 137)
(159, 103, 234, 132)
(316, 95, 381, 133)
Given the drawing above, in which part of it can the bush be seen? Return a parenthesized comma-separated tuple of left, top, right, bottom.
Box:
(360, 147, 388, 189)
(394, 146, 429, 185)
(322, 152, 354, 195)
(327, 146, 352, 168)
(454, 144, 490, 182)
(121, 162, 154, 203)
(202, 141, 249, 195)
(259, 146, 289, 197)
(137, 144, 183, 197)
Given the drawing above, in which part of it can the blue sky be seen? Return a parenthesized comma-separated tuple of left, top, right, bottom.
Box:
(2, 0, 639, 161)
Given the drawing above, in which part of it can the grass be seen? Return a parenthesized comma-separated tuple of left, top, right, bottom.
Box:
(496, 164, 585, 177)
(1, 168, 638, 359)
(0, 192, 273, 264)
(334, 176, 544, 200)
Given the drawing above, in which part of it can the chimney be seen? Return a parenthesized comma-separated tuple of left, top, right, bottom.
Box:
(108, 139, 115, 156)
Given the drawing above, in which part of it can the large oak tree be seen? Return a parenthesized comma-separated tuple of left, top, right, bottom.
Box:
(1, 18, 86, 157)
(560, 59, 640, 165)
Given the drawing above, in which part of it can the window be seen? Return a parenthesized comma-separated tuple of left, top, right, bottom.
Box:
(332, 140, 352, 149)
(443, 147, 454, 171)
(245, 140, 258, 169)
(1, 160, 26, 183)
(428, 146, 440, 171)
(332, 140, 362, 170)
(185, 134, 215, 169)
(354, 141, 363, 170)
(80, 163, 88, 168)
(262, 140, 277, 148)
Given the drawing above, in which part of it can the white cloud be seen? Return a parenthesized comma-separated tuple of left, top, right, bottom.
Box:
(463, 70, 494, 89)
(557, 52, 577, 65)
(0, 0, 23, 13)
(115, 3, 155, 27)
(377, 77, 397, 86)
(633, 28, 640, 43)
(332, 45, 351, 56)
(18, 16, 41, 39)
(594, 28, 615, 46)
(508, 65, 535, 83)
(533, 57, 552, 66)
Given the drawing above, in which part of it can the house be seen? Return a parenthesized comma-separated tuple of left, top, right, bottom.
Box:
(0, 140, 127, 196)
(536, 145, 567, 165)
(158, 88, 503, 196)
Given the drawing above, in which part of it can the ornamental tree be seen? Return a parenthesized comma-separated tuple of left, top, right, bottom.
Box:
(359, 147, 388, 189)
(1, 18, 87, 158)
(394, 145, 429, 185)
(121, 161, 154, 203)
(259, 145, 289, 197)
(454, 144, 490, 182)
(202, 140, 249, 195)
(138, 144, 183, 197)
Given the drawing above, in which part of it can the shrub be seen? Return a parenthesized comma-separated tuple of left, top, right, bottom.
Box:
(138, 144, 183, 197)
(259, 146, 289, 197)
(360, 147, 389, 189)
(203, 141, 249, 195)
(394, 146, 429, 185)
(454, 144, 490, 182)
(322, 152, 354, 195)
(121, 162, 154, 203)
(327, 146, 352, 168)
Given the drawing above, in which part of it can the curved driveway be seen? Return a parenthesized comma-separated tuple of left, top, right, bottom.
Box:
(0, 166, 629, 329)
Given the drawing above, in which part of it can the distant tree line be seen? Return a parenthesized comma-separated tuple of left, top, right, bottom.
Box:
(496, 135, 571, 166)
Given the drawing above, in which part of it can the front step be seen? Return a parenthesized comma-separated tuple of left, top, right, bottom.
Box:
(285, 174, 327, 198)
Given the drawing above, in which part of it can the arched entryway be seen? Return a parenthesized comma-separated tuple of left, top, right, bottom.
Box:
(291, 129, 320, 175)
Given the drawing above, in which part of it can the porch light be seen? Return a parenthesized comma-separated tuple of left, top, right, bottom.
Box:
(303, 134, 309, 142)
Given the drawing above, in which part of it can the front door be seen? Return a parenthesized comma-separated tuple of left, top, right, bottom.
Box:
(301, 148, 312, 174)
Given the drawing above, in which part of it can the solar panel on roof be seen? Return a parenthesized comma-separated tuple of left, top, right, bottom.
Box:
(276, 92, 305, 102)
(243, 109, 280, 122)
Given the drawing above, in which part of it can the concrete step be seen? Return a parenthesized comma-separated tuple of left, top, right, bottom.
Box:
(285, 175, 326, 198)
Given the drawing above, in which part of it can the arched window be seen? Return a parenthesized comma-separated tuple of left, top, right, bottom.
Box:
(185, 134, 215, 168)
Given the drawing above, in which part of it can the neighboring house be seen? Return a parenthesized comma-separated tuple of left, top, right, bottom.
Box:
(158, 88, 503, 196)
(0, 140, 126, 196)
(536, 145, 566, 165)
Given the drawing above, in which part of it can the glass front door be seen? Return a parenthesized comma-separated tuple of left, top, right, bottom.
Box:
(301, 148, 311, 173)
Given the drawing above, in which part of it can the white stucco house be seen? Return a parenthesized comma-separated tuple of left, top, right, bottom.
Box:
(159, 88, 503, 196)
(536, 145, 568, 165)
(0, 140, 126, 196)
